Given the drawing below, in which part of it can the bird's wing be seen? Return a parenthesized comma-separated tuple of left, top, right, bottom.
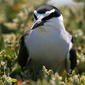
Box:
(18, 31, 30, 68)
(65, 36, 77, 72)
(69, 38, 77, 70)
(69, 48, 77, 70)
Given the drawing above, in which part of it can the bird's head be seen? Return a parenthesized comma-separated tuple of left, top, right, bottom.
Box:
(31, 5, 63, 30)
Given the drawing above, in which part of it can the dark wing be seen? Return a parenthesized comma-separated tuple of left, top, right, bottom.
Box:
(18, 33, 29, 68)
(69, 37, 77, 70)
(69, 48, 77, 70)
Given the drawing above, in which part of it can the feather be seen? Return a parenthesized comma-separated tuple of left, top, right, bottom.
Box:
(18, 33, 29, 68)
(70, 48, 77, 70)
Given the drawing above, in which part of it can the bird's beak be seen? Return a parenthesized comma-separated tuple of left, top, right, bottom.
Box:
(31, 16, 44, 30)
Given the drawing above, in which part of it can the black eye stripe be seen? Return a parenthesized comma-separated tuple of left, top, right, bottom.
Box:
(34, 5, 62, 21)
(42, 12, 61, 21)
(34, 14, 37, 20)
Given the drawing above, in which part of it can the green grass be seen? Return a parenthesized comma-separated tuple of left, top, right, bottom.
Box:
(0, 0, 85, 85)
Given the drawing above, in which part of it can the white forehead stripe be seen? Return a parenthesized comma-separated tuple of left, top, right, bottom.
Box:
(46, 9, 55, 14)
(34, 10, 37, 15)
(34, 9, 56, 19)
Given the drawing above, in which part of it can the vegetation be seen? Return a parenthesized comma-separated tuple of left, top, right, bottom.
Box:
(0, 0, 85, 85)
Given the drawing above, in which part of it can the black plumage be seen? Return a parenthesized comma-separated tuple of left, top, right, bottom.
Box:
(70, 48, 77, 70)
(18, 34, 29, 68)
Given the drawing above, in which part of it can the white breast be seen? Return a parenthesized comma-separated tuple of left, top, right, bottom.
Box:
(25, 27, 72, 67)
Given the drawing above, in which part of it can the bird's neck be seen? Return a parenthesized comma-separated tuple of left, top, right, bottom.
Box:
(43, 15, 66, 32)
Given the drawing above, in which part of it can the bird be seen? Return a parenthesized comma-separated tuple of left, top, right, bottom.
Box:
(18, 5, 77, 79)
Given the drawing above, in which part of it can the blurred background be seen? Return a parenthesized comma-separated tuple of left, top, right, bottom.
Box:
(0, 0, 85, 84)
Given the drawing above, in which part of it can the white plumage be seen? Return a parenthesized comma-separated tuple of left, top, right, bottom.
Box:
(18, 5, 77, 76)
(25, 15, 72, 72)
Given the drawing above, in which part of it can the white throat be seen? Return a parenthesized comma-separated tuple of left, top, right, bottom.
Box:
(43, 15, 65, 32)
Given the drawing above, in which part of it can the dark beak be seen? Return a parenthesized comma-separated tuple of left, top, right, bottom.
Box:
(31, 18, 44, 30)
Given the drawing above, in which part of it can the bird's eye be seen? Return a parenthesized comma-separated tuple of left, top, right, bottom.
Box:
(34, 14, 37, 20)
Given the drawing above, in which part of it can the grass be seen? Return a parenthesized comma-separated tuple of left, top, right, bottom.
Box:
(0, 0, 85, 85)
